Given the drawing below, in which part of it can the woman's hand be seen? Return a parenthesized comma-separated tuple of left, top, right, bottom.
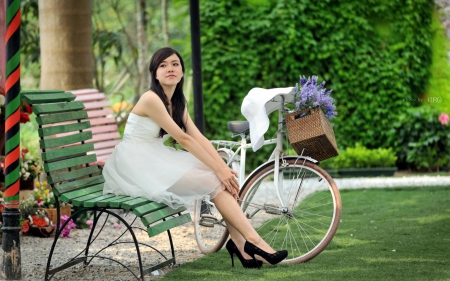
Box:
(216, 167, 239, 199)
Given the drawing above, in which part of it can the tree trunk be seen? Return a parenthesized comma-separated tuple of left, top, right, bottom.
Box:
(38, 0, 93, 90)
(162, 0, 169, 47)
(136, 0, 149, 95)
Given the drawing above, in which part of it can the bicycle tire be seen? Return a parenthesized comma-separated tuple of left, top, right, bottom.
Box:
(193, 150, 237, 253)
(238, 157, 341, 263)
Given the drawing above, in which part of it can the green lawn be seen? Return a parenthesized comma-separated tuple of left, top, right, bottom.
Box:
(162, 186, 450, 281)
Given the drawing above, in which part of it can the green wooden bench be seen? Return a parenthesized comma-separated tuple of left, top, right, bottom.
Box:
(21, 90, 192, 281)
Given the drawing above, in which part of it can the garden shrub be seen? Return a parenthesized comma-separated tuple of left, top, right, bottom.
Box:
(388, 107, 450, 171)
(320, 143, 397, 169)
(200, 0, 434, 170)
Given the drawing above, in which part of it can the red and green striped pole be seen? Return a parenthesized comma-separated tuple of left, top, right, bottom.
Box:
(2, 0, 22, 279)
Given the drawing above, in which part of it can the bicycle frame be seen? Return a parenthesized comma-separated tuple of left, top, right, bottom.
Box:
(213, 95, 317, 210)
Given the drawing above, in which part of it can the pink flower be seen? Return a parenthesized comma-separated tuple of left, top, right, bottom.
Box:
(438, 113, 449, 125)
(113, 222, 121, 229)
(61, 227, 71, 238)
(86, 220, 93, 229)
(67, 220, 77, 230)
(59, 215, 77, 238)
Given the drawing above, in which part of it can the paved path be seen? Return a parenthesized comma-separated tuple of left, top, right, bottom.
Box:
(335, 175, 450, 189)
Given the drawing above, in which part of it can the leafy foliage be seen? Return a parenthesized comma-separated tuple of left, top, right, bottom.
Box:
(320, 143, 397, 169)
(200, 0, 434, 156)
(388, 107, 450, 171)
(20, 0, 40, 64)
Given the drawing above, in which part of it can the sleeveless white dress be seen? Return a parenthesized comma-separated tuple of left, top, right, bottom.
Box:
(102, 113, 223, 209)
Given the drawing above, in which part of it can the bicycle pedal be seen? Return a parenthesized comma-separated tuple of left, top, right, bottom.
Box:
(264, 204, 282, 215)
(199, 214, 218, 227)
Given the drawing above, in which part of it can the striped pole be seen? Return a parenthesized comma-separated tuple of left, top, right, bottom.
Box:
(2, 0, 22, 279)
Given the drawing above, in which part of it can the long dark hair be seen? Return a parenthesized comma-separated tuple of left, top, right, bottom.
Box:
(148, 47, 187, 138)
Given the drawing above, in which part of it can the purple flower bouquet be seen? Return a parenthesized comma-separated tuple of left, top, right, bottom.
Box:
(293, 75, 336, 119)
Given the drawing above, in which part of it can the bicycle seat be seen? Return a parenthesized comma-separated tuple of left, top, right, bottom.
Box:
(227, 121, 249, 134)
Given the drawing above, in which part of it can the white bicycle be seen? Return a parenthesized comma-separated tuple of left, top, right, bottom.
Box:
(193, 93, 342, 263)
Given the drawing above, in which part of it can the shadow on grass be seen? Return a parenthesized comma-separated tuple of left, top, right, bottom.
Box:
(161, 186, 450, 281)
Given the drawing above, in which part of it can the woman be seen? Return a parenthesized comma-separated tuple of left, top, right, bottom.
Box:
(103, 47, 287, 268)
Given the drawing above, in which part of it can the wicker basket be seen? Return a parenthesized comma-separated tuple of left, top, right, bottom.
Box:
(39, 204, 72, 226)
(285, 107, 339, 161)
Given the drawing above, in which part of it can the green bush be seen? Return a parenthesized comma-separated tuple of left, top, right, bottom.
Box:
(200, 0, 434, 161)
(388, 107, 450, 171)
(320, 143, 397, 169)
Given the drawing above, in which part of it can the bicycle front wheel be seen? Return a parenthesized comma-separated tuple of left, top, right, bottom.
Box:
(239, 158, 341, 263)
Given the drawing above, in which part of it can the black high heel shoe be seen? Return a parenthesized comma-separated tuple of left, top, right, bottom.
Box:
(226, 239, 263, 269)
(244, 241, 288, 267)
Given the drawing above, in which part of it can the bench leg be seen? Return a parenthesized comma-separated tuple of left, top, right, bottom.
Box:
(83, 209, 145, 280)
(45, 208, 90, 281)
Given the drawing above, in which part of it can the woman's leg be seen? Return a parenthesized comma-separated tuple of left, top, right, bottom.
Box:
(212, 190, 276, 254)
(224, 220, 251, 259)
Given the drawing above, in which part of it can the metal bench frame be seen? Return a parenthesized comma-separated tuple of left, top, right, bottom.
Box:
(21, 90, 192, 281)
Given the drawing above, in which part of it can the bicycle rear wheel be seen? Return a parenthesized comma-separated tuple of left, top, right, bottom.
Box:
(239, 157, 341, 263)
(193, 150, 237, 253)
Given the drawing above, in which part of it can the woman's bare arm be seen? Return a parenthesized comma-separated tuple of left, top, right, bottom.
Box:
(184, 111, 232, 170)
(132, 91, 239, 197)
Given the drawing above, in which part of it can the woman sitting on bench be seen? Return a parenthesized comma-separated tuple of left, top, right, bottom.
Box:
(103, 47, 287, 269)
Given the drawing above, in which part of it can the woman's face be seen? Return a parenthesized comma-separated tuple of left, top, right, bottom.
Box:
(155, 53, 184, 87)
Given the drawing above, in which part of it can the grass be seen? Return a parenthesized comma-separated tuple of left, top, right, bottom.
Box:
(161, 186, 450, 281)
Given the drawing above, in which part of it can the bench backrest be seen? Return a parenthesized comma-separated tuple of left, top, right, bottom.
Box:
(69, 89, 121, 166)
(21, 90, 104, 199)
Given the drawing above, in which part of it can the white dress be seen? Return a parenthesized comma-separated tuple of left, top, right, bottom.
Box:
(103, 113, 223, 209)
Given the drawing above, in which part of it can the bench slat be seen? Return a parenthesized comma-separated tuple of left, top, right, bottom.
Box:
(42, 143, 95, 162)
(86, 125, 118, 135)
(93, 140, 121, 150)
(54, 176, 104, 196)
(141, 206, 186, 226)
(36, 111, 88, 125)
(32, 101, 85, 115)
(40, 131, 92, 149)
(87, 109, 114, 118)
(93, 147, 115, 157)
(147, 213, 192, 237)
(133, 202, 169, 217)
(83, 100, 110, 110)
(73, 92, 105, 102)
(120, 198, 151, 210)
(47, 166, 99, 185)
(97, 196, 136, 208)
(89, 117, 117, 126)
(44, 154, 97, 172)
(71, 191, 105, 207)
(60, 185, 104, 203)
(21, 91, 73, 104)
(38, 121, 91, 137)
(86, 132, 121, 143)
(83, 194, 118, 207)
